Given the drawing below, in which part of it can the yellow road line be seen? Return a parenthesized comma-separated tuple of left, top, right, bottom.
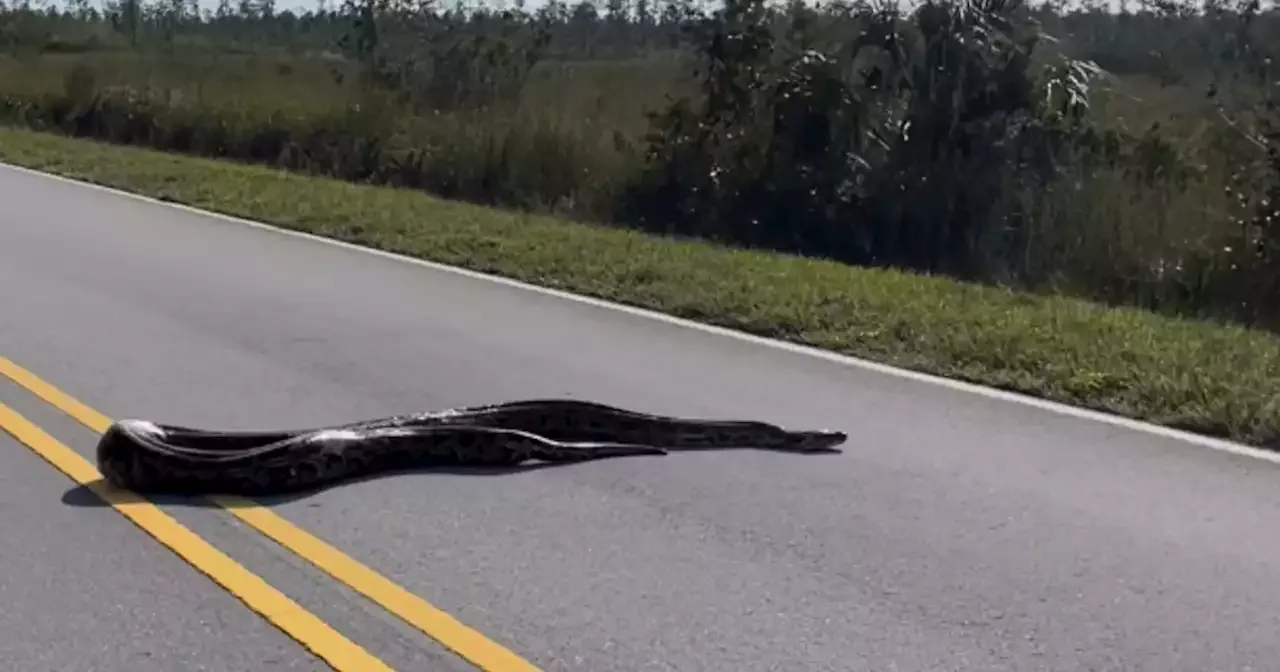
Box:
(0, 399, 396, 672)
(0, 356, 544, 672)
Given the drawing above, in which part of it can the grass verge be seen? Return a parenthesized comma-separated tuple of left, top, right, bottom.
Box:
(2, 125, 1279, 447)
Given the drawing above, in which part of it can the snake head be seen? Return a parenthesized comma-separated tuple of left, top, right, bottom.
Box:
(781, 429, 848, 453)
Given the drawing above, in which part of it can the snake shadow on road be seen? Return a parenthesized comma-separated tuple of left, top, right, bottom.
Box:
(60, 444, 843, 508)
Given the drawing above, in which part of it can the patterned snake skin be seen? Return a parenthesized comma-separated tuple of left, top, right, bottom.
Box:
(95, 399, 847, 495)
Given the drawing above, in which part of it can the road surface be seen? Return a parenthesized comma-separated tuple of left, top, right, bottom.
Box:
(2, 162, 1280, 672)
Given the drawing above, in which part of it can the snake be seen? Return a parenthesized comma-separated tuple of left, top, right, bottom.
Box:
(95, 399, 848, 495)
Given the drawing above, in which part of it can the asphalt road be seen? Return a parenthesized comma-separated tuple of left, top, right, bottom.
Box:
(3, 162, 1280, 672)
(0, 426, 330, 672)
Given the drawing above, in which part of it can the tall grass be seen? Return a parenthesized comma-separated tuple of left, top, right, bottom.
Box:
(1, 0, 1277, 329)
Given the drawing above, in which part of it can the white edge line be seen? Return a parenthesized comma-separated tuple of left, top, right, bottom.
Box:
(3, 159, 1277, 465)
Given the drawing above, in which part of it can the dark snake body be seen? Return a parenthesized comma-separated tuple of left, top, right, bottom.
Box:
(95, 399, 847, 495)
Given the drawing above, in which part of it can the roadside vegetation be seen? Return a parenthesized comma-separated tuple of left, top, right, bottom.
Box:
(1, 0, 1278, 445)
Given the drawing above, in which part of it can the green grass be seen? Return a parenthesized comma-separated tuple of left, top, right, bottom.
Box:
(4, 46, 1272, 327)
(3, 124, 1280, 447)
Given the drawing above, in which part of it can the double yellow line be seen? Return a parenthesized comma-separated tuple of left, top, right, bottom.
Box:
(0, 356, 542, 672)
